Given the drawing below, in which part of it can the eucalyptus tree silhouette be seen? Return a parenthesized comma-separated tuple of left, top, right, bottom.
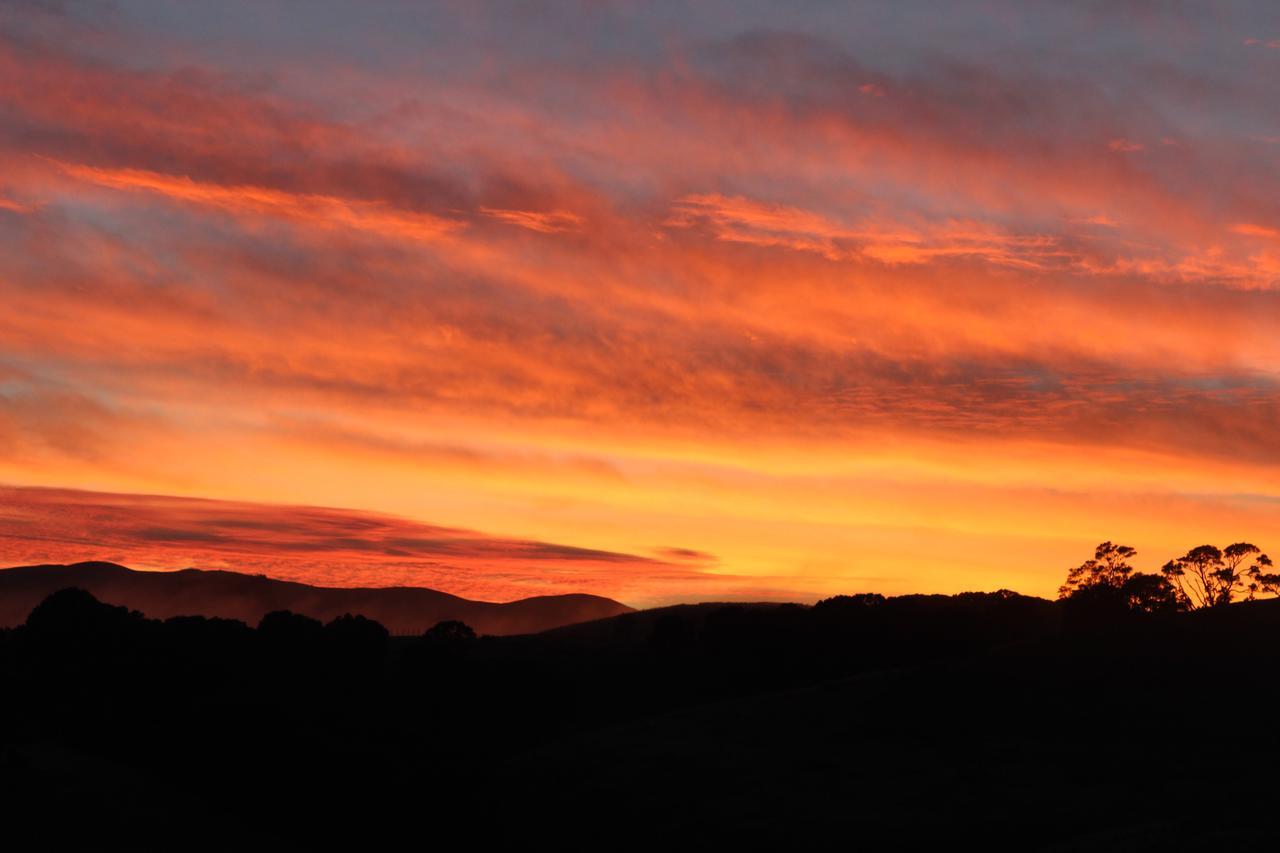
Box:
(1250, 554, 1280, 598)
(1057, 542, 1178, 618)
(1120, 571, 1180, 614)
(1161, 543, 1272, 609)
(1058, 541, 1137, 598)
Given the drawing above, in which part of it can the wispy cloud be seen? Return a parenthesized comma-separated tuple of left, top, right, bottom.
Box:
(666, 193, 1065, 268)
(57, 162, 464, 243)
(0, 485, 734, 604)
(481, 207, 582, 233)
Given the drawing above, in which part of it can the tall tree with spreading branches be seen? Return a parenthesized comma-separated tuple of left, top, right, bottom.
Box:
(1058, 542, 1178, 615)
(1161, 543, 1272, 609)
(1058, 542, 1137, 598)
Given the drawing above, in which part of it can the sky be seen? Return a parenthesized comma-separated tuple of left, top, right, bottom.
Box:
(1, 1, 1279, 607)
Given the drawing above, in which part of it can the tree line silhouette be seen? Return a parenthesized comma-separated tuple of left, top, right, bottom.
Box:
(1058, 540, 1275, 618)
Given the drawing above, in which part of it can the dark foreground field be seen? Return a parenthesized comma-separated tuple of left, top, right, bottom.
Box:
(3, 587, 1279, 850)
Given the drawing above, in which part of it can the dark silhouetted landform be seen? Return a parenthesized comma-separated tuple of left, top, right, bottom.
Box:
(0, 561, 633, 635)
(5, 567, 1280, 848)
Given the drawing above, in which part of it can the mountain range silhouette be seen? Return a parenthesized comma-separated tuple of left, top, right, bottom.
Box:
(0, 561, 632, 635)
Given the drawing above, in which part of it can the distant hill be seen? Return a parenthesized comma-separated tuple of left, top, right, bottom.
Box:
(0, 562, 633, 635)
(520, 591, 1058, 653)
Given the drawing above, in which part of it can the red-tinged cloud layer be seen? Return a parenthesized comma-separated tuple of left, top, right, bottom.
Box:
(0, 486, 739, 603)
(1, 3, 1278, 606)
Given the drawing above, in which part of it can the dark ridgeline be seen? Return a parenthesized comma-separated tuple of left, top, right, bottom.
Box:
(1, 542, 1279, 849)
(0, 561, 633, 635)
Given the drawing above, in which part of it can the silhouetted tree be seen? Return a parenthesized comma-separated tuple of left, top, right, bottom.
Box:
(23, 588, 152, 664)
(422, 620, 476, 645)
(257, 610, 324, 639)
(1250, 554, 1280, 599)
(814, 593, 887, 609)
(407, 619, 477, 670)
(256, 611, 325, 668)
(25, 587, 145, 637)
(327, 612, 389, 641)
(1121, 572, 1180, 614)
(1058, 543, 1179, 621)
(1058, 542, 1136, 599)
(1224, 544, 1274, 600)
(325, 613, 390, 666)
(1162, 543, 1271, 609)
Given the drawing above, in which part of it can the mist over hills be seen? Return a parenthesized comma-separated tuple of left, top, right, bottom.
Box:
(0, 561, 633, 635)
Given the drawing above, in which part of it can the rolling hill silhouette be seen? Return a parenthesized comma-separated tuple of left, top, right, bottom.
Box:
(0, 561, 632, 635)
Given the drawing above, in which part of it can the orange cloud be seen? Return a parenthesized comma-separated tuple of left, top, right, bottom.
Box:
(481, 207, 583, 233)
(1232, 223, 1280, 240)
(56, 161, 463, 243)
(667, 193, 1064, 268)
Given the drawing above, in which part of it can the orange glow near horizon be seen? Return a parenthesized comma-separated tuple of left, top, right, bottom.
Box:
(1, 5, 1279, 607)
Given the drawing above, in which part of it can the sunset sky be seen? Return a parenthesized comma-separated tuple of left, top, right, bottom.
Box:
(2, 1, 1279, 607)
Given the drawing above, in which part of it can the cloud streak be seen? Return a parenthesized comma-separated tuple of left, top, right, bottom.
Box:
(0, 485, 734, 604)
(56, 162, 463, 243)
